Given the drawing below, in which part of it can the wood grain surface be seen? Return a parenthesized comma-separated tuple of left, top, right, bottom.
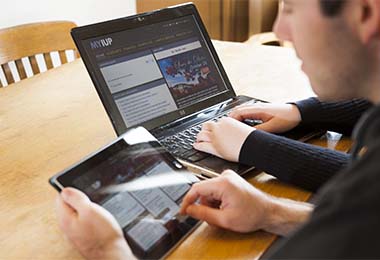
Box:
(0, 42, 351, 259)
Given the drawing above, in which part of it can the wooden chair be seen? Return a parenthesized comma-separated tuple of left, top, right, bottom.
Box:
(246, 32, 293, 48)
(246, 32, 282, 46)
(0, 21, 79, 87)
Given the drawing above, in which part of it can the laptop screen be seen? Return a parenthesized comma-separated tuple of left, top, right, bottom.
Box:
(74, 5, 235, 134)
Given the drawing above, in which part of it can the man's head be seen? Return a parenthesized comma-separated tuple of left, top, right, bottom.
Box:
(274, 0, 380, 103)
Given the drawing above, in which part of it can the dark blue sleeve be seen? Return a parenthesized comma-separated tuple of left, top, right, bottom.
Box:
(294, 97, 372, 136)
(239, 130, 349, 192)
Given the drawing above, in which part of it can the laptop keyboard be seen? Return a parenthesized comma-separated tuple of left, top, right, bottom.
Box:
(160, 113, 229, 162)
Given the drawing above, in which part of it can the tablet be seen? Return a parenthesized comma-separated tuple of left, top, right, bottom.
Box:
(49, 127, 201, 259)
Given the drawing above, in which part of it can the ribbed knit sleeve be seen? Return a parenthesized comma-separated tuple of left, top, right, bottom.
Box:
(294, 98, 372, 136)
(239, 130, 349, 192)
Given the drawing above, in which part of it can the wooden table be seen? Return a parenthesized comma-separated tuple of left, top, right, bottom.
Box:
(0, 41, 351, 259)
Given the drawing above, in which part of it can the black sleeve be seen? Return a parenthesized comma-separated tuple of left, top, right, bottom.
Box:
(294, 97, 372, 136)
(239, 130, 349, 192)
(267, 140, 380, 259)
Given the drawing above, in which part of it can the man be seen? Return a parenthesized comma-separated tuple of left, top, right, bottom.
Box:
(56, 0, 380, 258)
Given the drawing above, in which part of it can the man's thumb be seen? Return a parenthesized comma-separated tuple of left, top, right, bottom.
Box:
(61, 187, 91, 211)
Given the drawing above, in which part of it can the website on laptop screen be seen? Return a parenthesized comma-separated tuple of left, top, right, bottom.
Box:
(82, 15, 228, 127)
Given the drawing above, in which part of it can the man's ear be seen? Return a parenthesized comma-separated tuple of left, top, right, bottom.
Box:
(357, 0, 380, 44)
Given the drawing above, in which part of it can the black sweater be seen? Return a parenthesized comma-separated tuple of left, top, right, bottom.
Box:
(239, 97, 372, 192)
(268, 103, 380, 259)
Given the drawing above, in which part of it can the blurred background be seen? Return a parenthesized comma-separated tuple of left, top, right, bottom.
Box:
(0, 0, 279, 42)
(0, 0, 136, 30)
(0, 0, 280, 86)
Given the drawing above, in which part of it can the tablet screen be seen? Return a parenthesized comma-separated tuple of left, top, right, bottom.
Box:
(53, 130, 200, 259)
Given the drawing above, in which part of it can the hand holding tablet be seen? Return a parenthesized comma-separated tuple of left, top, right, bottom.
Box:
(50, 127, 201, 259)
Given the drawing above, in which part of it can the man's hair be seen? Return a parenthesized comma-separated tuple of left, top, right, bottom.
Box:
(319, 0, 346, 16)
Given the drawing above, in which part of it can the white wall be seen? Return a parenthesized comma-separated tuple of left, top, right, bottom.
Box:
(0, 0, 136, 29)
(0, 0, 136, 85)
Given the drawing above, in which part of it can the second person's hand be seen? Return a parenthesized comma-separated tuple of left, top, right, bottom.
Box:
(229, 103, 302, 134)
(194, 117, 255, 162)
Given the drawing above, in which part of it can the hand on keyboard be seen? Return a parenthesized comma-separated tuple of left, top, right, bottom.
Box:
(229, 103, 301, 134)
(161, 112, 261, 162)
(193, 117, 256, 162)
(160, 125, 209, 162)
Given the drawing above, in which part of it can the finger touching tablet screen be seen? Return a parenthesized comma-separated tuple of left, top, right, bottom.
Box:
(49, 127, 200, 259)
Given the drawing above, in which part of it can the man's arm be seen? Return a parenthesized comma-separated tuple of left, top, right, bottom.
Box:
(195, 117, 349, 192)
(240, 130, 349, 192)
(295, 97, 372, 136)
(229, 98, 372, 136)
(267, 141, 380, 258)
(195, 98, 370, 192)
(180, 170, 314, 236)
(238, 97, 372, 191)
(264, 197, 314, 236)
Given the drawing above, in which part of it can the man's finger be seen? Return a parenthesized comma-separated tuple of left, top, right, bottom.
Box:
(201, 121, 216, 131)
(255, 119, 284, 133)
(196, 130, 212, 142)
(185, 204, 225, 228)
(194, 142, 223, 159)
(221, 169, 239, 177)
(193, 141, 216, 155)
(229, 108, 270, 121)
(61, 187, 91, 212)
(180, 178, 224, 214)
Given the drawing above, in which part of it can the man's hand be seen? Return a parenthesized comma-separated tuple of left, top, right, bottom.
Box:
(180, 170, 314, 236)
(194, 117, 255, 162)
(180, 170, 272, 233)
(56, 188, 135, 260)
(229, 103, 302, 134)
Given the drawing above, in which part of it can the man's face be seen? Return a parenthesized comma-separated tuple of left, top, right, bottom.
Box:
(274, 0, 371, 101)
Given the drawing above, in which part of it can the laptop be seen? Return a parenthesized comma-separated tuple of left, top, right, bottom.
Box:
(71, 3, 316, 177)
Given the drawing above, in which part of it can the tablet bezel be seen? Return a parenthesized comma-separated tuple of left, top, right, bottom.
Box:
(49, 127, 201, 259)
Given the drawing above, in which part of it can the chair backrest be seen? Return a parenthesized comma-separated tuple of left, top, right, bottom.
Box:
(247, 32, 282, 46)
(0, 21, 79, 87)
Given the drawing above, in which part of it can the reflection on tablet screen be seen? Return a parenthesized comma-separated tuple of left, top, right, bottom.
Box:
(55, 139, 199, 259)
